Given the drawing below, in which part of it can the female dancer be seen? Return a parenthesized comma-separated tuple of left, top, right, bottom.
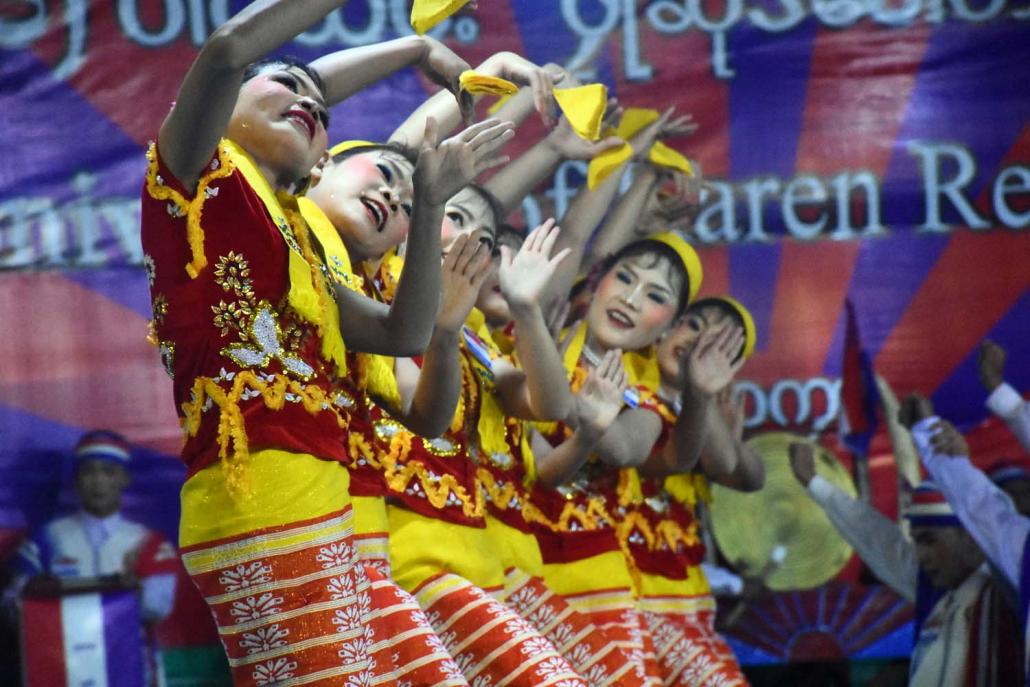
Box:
(526, 232, 706, 682)
(306, 138, 594, 682)
(142, 3, 512, 681)
(630, 297, 760, 686)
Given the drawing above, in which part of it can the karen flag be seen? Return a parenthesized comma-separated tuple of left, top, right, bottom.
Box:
(21, 589, 145, 687)
(839, 300, 880, 459)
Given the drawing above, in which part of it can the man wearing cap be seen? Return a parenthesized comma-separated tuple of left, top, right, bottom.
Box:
(11, 430, 177, 623)
(788, 440, 1022, 686)
(900, 394, 1030, 685)
(988, 460, 1030, 517)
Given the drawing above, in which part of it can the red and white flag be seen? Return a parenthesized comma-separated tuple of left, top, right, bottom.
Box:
(21, 589, 144, 687)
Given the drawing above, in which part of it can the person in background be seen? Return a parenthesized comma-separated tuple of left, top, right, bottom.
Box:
(11, 430, 177, 622)
(978, 340, 1030, 453)
(900, 393, 1030, 684)
(988, 460, 1030, 517)
(788, 439, 1023, 686)
(10, 431, 179, 685)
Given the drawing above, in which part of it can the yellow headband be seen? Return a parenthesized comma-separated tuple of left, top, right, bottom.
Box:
(715, 295, 757, 360)
(411, 0, 470, 34)
(645, 231, 703, 304)
(328, 139, 376, 158)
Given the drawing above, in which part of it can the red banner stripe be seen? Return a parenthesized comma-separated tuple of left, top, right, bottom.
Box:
(21, 596, 68, 687)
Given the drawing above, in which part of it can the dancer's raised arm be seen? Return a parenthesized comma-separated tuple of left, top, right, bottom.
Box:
(310, 35, 469, 111)
(391, 52, 559, 147)
(159, 0, 349, 190)
(393, 234, 491, 436)
(486, 102, 623, 214)
(494, 219, 576, 420)
(535, 351, 628, 486)
(544, 108, 683, 304)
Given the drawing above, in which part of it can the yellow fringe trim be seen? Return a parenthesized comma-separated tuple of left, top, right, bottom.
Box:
(144, 143, 234, 279)
(384, 433, 486, 518)
(354, 419, 486, 520)
(613, 507, 699, 596)
(654, 518, 701, 552)
(522, 495, 611, 534)
(180, 371, 349, 499)
(285, 203, 349, 377)
(617, 468, 644, 509)
(478, 468, 518, 508)
(615, 510, 651, 594)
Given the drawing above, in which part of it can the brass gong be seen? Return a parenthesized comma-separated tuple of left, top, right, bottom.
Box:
(709, 432, 856, 591)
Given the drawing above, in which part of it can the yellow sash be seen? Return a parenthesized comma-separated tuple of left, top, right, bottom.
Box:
(226, 141, 349, 377)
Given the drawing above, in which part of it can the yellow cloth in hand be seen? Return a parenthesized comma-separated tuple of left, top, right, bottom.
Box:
(553, 84, 608, 141)
(411, 0, 470, 35)
(649, 141, 694, 176)
(587, 108, 695, 188)
(459, 70, 518, 96)
(586, 144, 632, 190)
(616, 107, 661, 139)
(586, 108, 660, 189)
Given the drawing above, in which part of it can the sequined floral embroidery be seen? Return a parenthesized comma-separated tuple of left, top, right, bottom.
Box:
(223, 303, 315, 380)
(214, 251, 254, 299)
(210, 252, 259, 340)
(212, 300, 253, 338)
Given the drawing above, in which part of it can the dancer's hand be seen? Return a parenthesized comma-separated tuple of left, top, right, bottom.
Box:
(576, 349, 628, 439)
(480, 52, 564, 126)
(498, 218, 571, 312)
(630, 107, 698, 161)
(544, 98, 624, 160)
(436, 234, 492, 334)
(682, 324, 746, 398)
(414, 117, 514, 206)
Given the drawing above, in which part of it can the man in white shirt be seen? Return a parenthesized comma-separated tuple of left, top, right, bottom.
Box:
(788, 440, 1022, 686)
(988, 461, 1030, 517)
(899, 393, 1030, 685)
(12, 430, 177, 622)
(978, 340, 1030, 453)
